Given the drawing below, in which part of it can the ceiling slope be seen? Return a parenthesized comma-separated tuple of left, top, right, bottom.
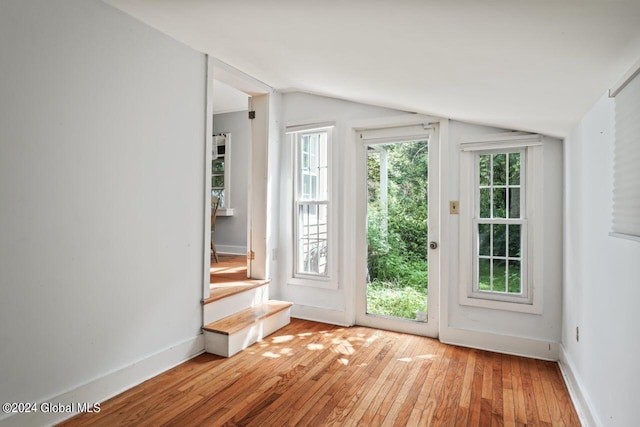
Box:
(104, 0, 640, 137)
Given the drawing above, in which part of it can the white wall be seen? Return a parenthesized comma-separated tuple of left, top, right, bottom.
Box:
(213, 111, 250, 254)
(440, 121, 564, 359)
(0, 1, 205, 424)
(562, 92, 640, 426)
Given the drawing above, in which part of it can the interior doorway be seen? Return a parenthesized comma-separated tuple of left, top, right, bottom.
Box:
(202, 56, 273, 300)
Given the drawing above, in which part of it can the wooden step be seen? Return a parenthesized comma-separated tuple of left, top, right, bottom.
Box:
(203, 279, 270, 305)
(202, 280, 270, 325)
(203, 300, 293, 357)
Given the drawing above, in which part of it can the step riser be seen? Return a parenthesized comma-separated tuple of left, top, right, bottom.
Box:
(203, 286, 268, 325)
(204, 307, 291, 357)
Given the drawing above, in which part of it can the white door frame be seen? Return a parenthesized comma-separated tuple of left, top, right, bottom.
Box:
(202, 56, 273, 299)
(352, 116, 441, 337)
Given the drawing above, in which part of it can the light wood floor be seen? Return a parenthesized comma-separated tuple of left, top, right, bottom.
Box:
(210, 254, 247, 285)
(60, 319, 580, 426)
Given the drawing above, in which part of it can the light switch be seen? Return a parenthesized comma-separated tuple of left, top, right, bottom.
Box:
(450, 201, 459, 214)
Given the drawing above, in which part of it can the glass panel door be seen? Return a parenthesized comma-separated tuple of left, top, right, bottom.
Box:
(356, 133, 438, 337)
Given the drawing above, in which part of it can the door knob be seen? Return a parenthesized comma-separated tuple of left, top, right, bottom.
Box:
(429, 241, 438, 250)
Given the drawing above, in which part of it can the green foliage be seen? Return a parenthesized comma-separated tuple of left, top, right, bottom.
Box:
(366, 141, 429, 320)
(367, 280, 427, 319)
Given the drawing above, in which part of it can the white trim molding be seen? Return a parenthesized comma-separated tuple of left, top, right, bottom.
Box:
(0, 335, 204, 427)
(558, 345, 601, 427)
(440, 325, 559, 361)
(290, 304, 351, 327)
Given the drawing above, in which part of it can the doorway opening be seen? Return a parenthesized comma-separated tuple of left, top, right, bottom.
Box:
(202, 56, 273, 300)
(354, 120, 439, 337)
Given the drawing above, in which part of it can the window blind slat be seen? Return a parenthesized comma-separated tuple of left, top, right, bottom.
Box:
(612, 69, 640, 239)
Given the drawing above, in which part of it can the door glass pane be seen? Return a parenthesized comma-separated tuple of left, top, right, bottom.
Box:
(366, 140, 428, 321)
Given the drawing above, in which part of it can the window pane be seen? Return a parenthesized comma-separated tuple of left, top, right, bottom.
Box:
(297, 203, 328, 275)
(212, 189, 225, 207)
(493, 154, 507, 185)
(509, 153, 520, 185)
(508, 260, 521, 293)
(493, 224, 506, 256)
(493, 259, 507, 292)
(493, 188, 506, 218)
(478, 223, 491, 256)
(509, 188, 521, 218)
(212, 175, 224, 188)
(478, 258, 491, 290)
(212, 158, 224, 173)
(508, 224, 521, 258)
(302, 137, 310, 169)
(318, 166, 328, 201)
(479, 155, 491, 186)
(480, 188, 491, 218)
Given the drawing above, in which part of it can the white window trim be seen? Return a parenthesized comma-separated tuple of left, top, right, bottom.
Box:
(285, 124, 337, 289)
(459, 133, 544, 314)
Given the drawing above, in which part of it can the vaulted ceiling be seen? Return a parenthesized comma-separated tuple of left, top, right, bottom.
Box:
(104, 0, 640, 137)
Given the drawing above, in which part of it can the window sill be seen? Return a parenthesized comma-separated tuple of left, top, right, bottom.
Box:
(287, 276, 337, 290)
(216, 208, 235, 217)
(460, 294, 542, 314)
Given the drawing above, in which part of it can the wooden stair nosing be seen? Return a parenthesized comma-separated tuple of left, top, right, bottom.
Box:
(202, 301, 293, 336)
(202, 279, 270, 305)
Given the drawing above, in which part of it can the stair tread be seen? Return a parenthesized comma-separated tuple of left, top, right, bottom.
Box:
(203, 279, 270, 305)
(203, 300, 293, 335)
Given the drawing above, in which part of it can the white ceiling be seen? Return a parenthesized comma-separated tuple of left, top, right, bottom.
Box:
(213, 80, 249, 115)
(105, 0, 640, 137)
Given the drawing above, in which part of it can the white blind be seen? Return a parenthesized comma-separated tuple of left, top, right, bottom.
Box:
(612, 71, 640, 240)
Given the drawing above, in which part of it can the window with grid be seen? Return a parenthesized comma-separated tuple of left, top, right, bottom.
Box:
(294, 129, 330, 277)
(473, 150, 528, 302)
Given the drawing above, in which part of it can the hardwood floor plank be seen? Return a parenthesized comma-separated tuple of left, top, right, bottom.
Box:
(467, 351, 484, 427)
(419, 345, 454, 425)
(59, 319, 580, 427)
(510, 356, 528, 425)
(519, 357, 540, 426)
(492, 353, 504, 417)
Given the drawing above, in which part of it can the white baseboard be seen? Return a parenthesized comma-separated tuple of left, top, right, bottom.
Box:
(439, 325, 559, 361)
(0, 335, 205, 427)
(290, 304, 351, 327)
(558, 345, 600, 427)
(216, 244, 247, 255)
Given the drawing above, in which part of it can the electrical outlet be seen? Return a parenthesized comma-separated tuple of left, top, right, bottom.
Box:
(450, 201, 459, 214)
(576, 326, 580, 342)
